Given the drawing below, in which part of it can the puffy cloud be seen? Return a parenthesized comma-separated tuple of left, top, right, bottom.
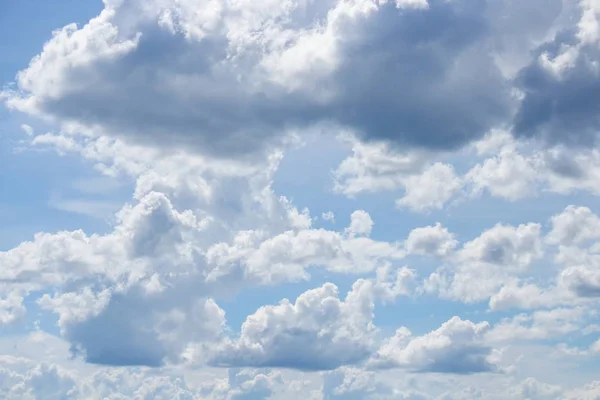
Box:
(346, 210, 374, 237)
(206, 224, 404, 280)
(546, 205, 600, 246)
(513, 0, 600, 147)
(7, 0, 600, 394)
(4, 0, 515, 160)
(510, 378, 563, 400)
(370, 317, 494, 374)
(321, 367, 394, 400)
(488, 281, 563, 311)
(564, 380, 600, 400)
(332, 137, 461, 212)
(334, 129, 600, 212)
(395, 163, 461, 212)
(425, 222, 543, 304)
(487, 307, 586, 342)
(0, 354, 283, 400)
(458, 223, 542, 269)
(209, 281, 377, 371)
(333, 135, 430, 196)
(465, 144, 539, 201)
(560, 266, 600, 298)
(0, 290, 26, 325)
(405, 223, 457, 258)
(395, 0, 429, 10)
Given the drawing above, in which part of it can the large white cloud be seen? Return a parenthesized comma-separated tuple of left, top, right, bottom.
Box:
(209, 280, 378, 371)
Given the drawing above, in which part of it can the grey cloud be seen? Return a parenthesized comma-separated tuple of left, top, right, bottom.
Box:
(6, 0, 514, 158)
(513, 1, 600, 148)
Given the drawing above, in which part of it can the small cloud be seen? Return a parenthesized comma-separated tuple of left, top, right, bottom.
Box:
(321, 211, 335, 223)
(20, 124, 34, 136)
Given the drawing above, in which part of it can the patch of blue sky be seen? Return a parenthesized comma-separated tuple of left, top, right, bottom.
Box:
(0, 0, 142, 246)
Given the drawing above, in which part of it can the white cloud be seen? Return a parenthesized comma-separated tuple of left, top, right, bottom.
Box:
(395, 0, 429, 10)
(370, 317, 494, 374)
(20, 124, 34, 136)
(458, 222, 542, 268)
(465, 145, 539, 201)
(332, 137, 460, 212)
(424, 222, 543, 304)
(560, 266, 600, 298)
(210, 281, 377, 370)
(487, 308, 586, 342)
(405, 223, 457, 258)
(510, 378, 563, 400)
(346, 210, 374, 237)
(546, 205, 600, 246)
(396, 163, 461, 212)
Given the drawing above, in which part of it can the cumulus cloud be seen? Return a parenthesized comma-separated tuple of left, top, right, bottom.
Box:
(424, 222, 543, 304)
(458, 222, 542, 268)
(560, 266, 600, 298)
(510, 378, 563, 400)
(405, 223, 457, 258)
(4, 0, 516, 159)
(0, 355, 283, 400)
(345, 210, 374, 237)
(334, 128, 600, 212)
(370, 317, 494, 374)
(321, 367, 394, 400)
(209, 281, 377, 371)
(487, 307, 586, 342)
(332, 136, 461, 212)
(6, 0, 600, 395)
(513, 0, 600, 147)
(546, 205, 600, 246)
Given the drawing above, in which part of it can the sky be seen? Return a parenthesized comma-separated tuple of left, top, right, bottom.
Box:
(2, 0, 600, 398)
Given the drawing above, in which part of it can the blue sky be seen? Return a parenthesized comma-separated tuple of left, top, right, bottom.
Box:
(2, 0, 600, 399)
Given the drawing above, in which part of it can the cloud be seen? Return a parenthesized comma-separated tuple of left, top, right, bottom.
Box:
(0, 130, 411, 368)
(395, 163, 461, 212)
(458, 222, 542, 268)
(560, 266, 600, 298)
(513, 0, 600, 147)
(0, 353, 283, 400)
(546, 205, 600, 246)
(4, 0, 514, 159)
(321, 211, 335, 223)
(321, 367, 394, 400)
(510, 378, 563, 400)
(488, 281, 562, 311)
(333, 129, 600, 212)
(209, 281, 377, 371)
(487, 307, 585, 342)
(424, 222, 543, 304)
(405, 223, 457, 258)
(370, 316, 494, 374)
(345, 210, 374, 237)
(332, 136, 461, 212)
